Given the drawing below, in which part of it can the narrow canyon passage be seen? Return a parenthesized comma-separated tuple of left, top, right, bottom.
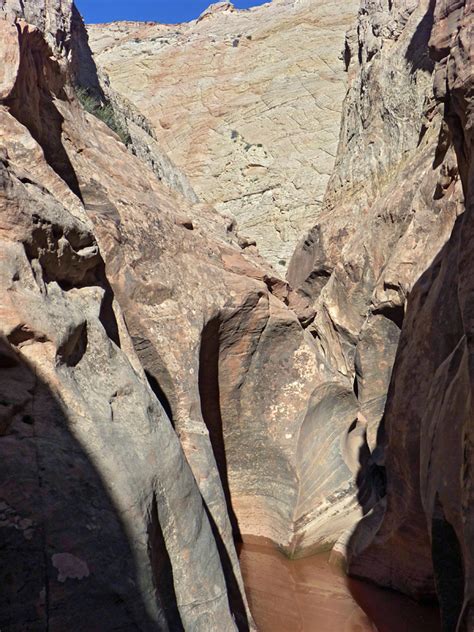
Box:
(239, 543, 441, 632)
(1, 0, 473, 628)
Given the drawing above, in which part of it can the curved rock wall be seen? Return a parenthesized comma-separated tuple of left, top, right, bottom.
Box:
(73, 1, 373, 559)
(0, 6, 246, 630)
(83, 0, 424, 561)
(347, 2, 474, 630)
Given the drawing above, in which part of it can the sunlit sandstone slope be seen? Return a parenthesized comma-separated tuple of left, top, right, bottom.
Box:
(87, 0, 359, 272)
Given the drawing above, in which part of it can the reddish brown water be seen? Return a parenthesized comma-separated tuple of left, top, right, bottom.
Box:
(239, 543, 441, 632)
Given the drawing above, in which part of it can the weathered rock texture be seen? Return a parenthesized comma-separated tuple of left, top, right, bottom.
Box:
(289, 0, 464, 545)
(346, 2, 474, 631)
(0, 4, 251, 630)
(87, 0, 359, 272)
(1, 6, 370, 616)
(68, 55, 337, 561)
(82, 0, 428, 563)
(0, 0, 364, 627)
(4, 0, 473, 627)
(71, 2, 384, 561)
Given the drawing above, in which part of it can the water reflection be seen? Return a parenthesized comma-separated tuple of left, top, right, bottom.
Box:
(238, 543, 440, 632)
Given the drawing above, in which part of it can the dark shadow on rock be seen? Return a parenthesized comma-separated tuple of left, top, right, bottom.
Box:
(433, 119, 452, 169)
(148, 495, 184, 631)
(70, 4, 105, 99)
(372, 303, 405, 330)
(354, 426, 386, 517)
(198, 316, 242, 544)
(3, 25, 84, 201)
(432, 495, 465, 631)
(345, 211, 467, 628)
(202, 499, 250, 632)
(144, 370, 174, 428)
(0, 338, 172, 631)
(405, 0, 436, 74)
(98, 270, 122, 348)
(198, 318, 252, 628)
(131, 337, 176, 430)
(346, 575, 441, 632)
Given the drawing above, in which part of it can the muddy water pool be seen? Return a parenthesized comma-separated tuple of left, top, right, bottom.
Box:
(239, 543, 440, 632)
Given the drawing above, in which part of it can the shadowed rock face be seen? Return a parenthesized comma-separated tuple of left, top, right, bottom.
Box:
(86, 0, 359, 273)
(346, 1, 474, 631)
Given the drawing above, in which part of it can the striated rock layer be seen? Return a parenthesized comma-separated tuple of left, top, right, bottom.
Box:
(347, 1, 474, 631)
(87, 0, 359, 272)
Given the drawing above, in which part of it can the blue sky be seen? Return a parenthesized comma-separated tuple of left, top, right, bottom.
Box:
(76, 0, 268, 24)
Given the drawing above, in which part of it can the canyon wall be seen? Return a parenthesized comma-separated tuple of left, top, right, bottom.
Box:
(2, 0, 473, 628)
(87, 0, 359, 273)
(86, 0, 472, 576)
(346, 1, 474, 631)
(0, 3, 250, 629)
(83, 1, 381, 559)
(289, 0, 463, 454)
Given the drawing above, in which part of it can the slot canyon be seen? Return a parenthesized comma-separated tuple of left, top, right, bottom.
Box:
(0, 0, 472, 630)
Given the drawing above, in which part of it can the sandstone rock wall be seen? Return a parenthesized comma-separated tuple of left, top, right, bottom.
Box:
(87, 0, 359, 273)
(289, 0, 463, 454)
(70, 0, 384, 561)
(4, 0, 473, 628)
(347, 2, 474, 631)
(82, 0, 414, 562)
(0, 5, 246, 630)
(1, 1, 361, 628)
(66, 48, 332, 559)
